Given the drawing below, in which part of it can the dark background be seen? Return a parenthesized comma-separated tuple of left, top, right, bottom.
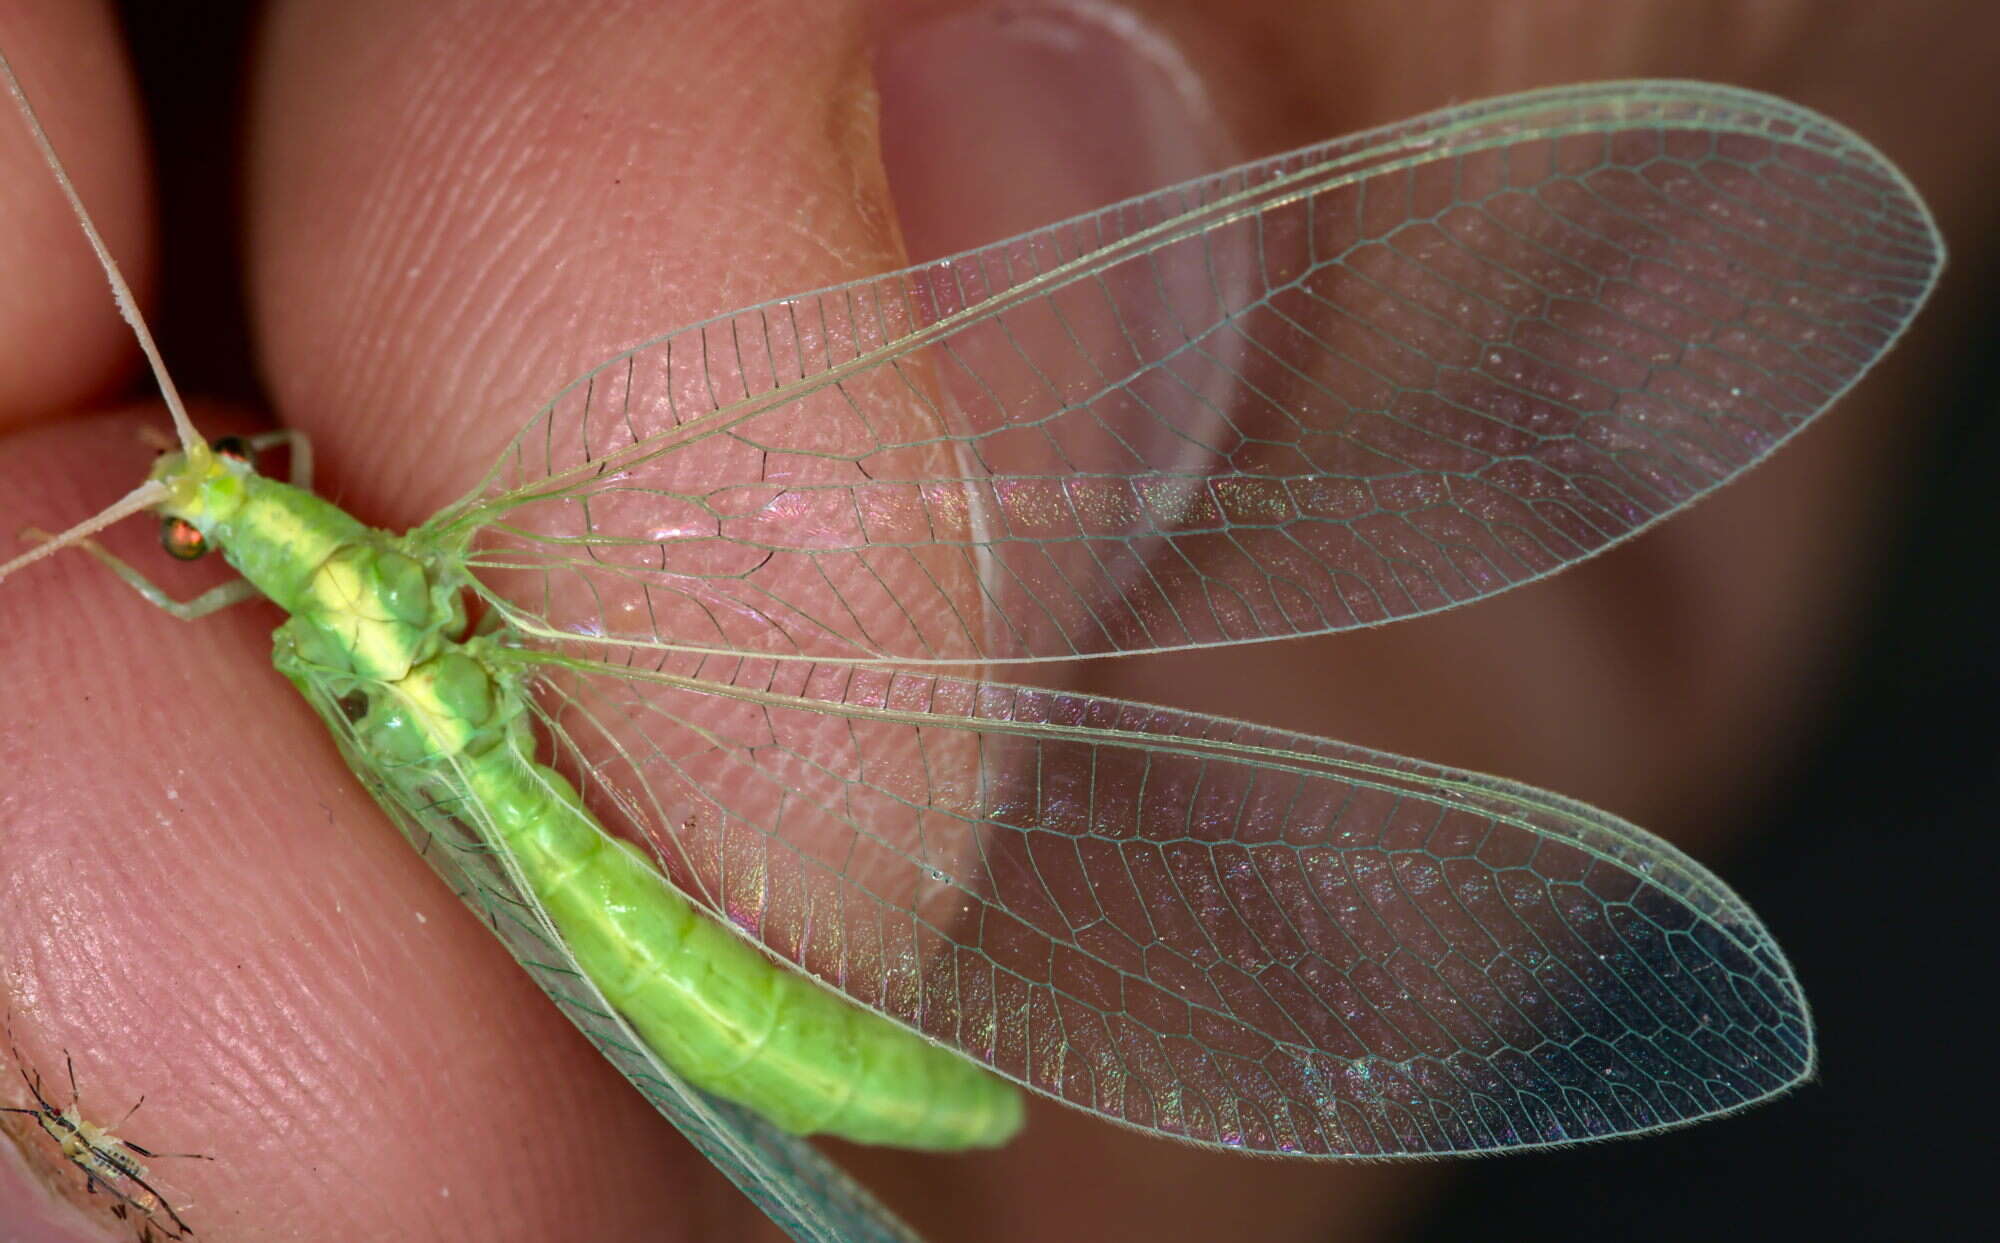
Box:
(1417, 287, 1997, 1241)
(110, 4, 2000, 1240)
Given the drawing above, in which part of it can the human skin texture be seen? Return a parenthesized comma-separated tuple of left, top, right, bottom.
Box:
(1, 1, 1995, 1241)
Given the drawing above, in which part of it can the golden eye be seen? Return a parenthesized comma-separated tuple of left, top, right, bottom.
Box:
(161, 516, 209, 560)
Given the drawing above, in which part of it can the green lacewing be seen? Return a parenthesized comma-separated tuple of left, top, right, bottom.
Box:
(1, 48, 1943, 1243)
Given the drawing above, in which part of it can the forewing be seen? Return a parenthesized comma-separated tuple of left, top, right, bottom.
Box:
(513, 648, 1813, 1156)
(434, 80, 1940, 664)
(285, 664, 924, 1243)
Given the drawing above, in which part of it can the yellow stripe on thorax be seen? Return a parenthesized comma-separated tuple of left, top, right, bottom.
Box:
(383, 652, 494, 760)
(308, 554, 421, 681)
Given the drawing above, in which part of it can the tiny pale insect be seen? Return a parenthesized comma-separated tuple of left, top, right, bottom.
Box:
(0, 38, 1943, 1243)
(2, 1040, 211, 1240)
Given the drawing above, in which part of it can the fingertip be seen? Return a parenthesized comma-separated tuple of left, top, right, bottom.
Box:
(248, 0, 901, 527)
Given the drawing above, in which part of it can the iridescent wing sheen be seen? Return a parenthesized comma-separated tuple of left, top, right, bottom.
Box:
(283, 663, 925, 1243)
(427, 80, 1941, 666)
(508, 646, 1813, 1156)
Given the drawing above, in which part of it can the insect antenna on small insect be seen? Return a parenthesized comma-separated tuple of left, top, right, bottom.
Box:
(3, 1040, 213, 1240)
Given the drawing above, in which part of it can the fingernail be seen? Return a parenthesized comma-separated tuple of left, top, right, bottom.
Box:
(876, 4, 1234, 261)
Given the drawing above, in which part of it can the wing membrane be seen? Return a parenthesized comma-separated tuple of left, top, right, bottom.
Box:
(431, 80, 1940, 664)
(511, 647, 1813, 1156)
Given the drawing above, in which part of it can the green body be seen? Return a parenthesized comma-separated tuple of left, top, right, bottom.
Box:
(160, 452, 1022, 1150)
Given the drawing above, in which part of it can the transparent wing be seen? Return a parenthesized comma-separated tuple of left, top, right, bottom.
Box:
(509, 647, 1813, 1156)
(428, 80, 1941, 664)
(284, 666, 923, 1243)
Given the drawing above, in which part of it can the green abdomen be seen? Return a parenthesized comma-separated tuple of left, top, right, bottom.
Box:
(461, 752, 1024, 1149)
(264, 517, 1023, 1150)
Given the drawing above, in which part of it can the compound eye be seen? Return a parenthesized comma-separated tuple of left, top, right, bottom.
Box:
(211, 435, 253, 463)
(161, 516, 209, 560)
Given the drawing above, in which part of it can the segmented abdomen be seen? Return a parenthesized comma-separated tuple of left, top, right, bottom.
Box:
(466, 750, 1023, 1148)
(274, 586, 1022, 1151)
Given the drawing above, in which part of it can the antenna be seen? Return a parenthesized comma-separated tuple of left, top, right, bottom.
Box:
(0, 44, 194, 583)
